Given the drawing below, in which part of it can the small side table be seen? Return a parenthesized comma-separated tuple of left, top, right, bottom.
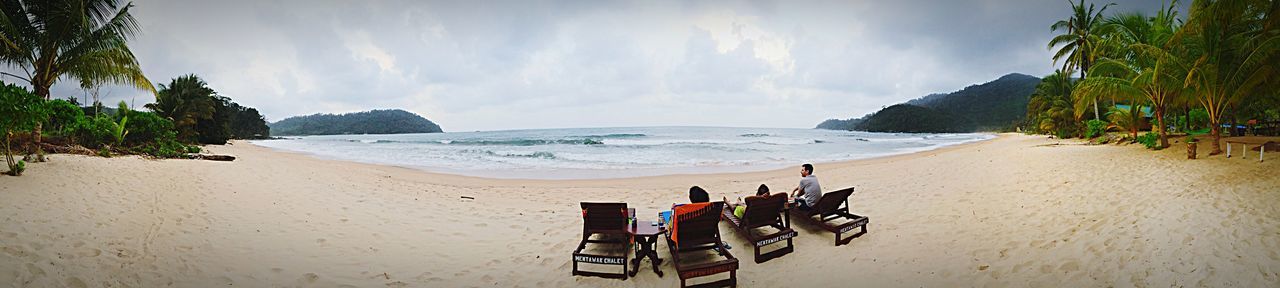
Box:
(627, 220, 665, 277)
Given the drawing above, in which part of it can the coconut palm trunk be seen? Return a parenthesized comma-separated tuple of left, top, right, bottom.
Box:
(1155, 106, 1168, 148)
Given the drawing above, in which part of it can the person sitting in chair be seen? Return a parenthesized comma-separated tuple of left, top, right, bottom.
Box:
(688, 186, 710, 203)
(724, 184, 771, 218)
(790, 163, 821, 210)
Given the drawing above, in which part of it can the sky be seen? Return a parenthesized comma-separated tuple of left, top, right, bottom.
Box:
(9, 0, 1187, 132)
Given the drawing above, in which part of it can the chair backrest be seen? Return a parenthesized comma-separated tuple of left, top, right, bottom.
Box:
(672, 201, 725, 250)
(581, 202, 628, 234)
(742, 193, 787, 228)
(814, 187, 854, 217)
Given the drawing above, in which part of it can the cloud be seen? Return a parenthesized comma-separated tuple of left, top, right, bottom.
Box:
(11, 0, 1187, 131)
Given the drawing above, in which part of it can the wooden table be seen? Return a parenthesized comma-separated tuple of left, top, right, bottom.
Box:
(627, 220, 665, 277)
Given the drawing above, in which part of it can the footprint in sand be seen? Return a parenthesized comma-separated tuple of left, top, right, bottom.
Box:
(25, 263, 45, 277)
(299, 273, 320, 284)
(1059, 260, 1081, 273)
(74, 247, 101, 258)
(65, 277, 88, 288)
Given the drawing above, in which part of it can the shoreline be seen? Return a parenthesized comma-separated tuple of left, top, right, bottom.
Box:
(3, 133, 1279, 287)
(243, 133, 998, 181)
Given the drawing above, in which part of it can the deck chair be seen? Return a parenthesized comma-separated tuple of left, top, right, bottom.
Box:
(721, 193, 797, 263)
(667, 201, 738, 288)
(791, 187, 869, 246)
(572, 202, 632, 279)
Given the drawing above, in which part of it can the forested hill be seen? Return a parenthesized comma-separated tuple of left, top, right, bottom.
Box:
(816, 73, 1040, 132)
(269, 109, 444, 136)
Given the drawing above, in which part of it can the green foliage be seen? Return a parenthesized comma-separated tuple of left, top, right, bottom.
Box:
(819, 74, 1040, 132)
(148, 74, 269, 143)
(1175, 108, 1210, 131)
(1137, 131, 1161, 149)
(905, 73, 1042, 131)
(148, 75, 216, 142)
(98, 148, 112, 158)
(228, 102, 271, 139)
(113, 102, 130, 146)
(0, 82, 47, 175)
(1085, 119, 1107, 138)
(270, 109, 444, 136)
(8, 160, 24, 176)
(856, 104, 974, 133)
(1107, 104, 1147, 138)
(122, 111, 176, 146)
(44, 99, 85, 133)
(1185, 135, 1198, 143)
(68, 116, 121, 149)
(0, 0, 153, 99)
(1026, 71, 1079, 137)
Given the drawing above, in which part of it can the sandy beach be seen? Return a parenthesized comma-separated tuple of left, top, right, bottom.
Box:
(2, 133, 1279, 287)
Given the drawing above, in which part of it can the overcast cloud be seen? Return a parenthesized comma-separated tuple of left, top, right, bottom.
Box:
(12, 0, 1186, 131)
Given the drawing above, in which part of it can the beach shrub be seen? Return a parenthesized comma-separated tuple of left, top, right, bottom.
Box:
(0, 82, 47, 176)
(44, 99, 84, 134)
(68, 115, 120, 148)
(122, 111, 176, 146)
(1138, 131, 1161, 149)
(1085, 119, 1107, 138)
(1176, 108, 1210, 131)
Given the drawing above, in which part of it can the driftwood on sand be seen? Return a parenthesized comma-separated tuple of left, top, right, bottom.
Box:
(189, 154, 237, 161)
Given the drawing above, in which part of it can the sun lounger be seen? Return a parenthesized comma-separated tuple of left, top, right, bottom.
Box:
(721, 193, 797, 263)
(572, 202, 632, 280)
(790, 187, 869, 246)
(666, 201, 738, 288)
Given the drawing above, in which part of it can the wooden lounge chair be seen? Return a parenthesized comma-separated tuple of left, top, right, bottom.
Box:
(666, 201, 739, 288)
(572, 202, 632, 280)
(790, 187, 869, 246)
(721, 193, 797, 263)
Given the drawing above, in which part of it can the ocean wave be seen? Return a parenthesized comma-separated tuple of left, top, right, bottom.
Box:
(738, 133, 771, 137)
(463, 149, 558, 159)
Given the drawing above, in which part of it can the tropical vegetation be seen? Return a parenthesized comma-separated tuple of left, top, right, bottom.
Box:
(269, 109, 443, 136)
(1028, 0, 1279, 155)
(0, 1, 269, 176)
(818, 73, 1041, 132)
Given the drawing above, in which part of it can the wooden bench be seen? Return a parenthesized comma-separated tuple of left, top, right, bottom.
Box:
(1225, 140, 1271, 162)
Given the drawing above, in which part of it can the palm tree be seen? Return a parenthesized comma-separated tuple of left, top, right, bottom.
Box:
(146, 75, 215, 142)
(1027, 71, 1078, 137)
(1175, 0, 1280, 155)
(0, 0, 153, 149)
(1107, 104, 1147, 140)
(1049, 0, 1115, 121)
(1074, 3, 1186, 148)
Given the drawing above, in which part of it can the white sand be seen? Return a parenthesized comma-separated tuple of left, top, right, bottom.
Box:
(2, 134, 1278, 287)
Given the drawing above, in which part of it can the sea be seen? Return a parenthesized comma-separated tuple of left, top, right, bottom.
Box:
(251, 126, 993, 179)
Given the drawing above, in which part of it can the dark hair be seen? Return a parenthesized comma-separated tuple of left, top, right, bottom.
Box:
(802, 163, 814, 174)
(756, 184, 770, 196)
(688, 186, 709, 203)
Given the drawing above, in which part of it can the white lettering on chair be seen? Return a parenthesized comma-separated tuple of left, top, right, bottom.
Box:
(575, 255, 625, 265)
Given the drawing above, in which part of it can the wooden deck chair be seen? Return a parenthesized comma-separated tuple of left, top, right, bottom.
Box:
(666, 202, 738, 287)
(790, 187, 869, 246)
(721, 193, 797, 263)
(572, 202, 632, 279)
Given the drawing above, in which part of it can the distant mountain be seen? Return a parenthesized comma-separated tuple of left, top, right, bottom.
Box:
(270, 109, 443, 136)
(815, 118, 863, 130)
(816, 73, 1040, 132)
(859, 104, 973, 133)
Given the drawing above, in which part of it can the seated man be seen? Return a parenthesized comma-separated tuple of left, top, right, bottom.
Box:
(724, 184, 771, 218)
(790, 164, 821, 210)
(688, 186, 710, 203)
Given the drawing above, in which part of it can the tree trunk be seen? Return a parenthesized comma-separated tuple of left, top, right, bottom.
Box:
(31, 82, 51, 162)
(1210, 124, 1222, 155)
(1155, 107, 1168, 148)
(1184, 106, 1191, 131)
